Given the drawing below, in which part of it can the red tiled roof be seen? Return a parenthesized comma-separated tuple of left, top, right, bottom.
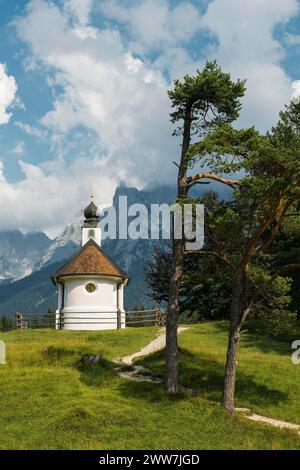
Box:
(51, 239, 127, 284)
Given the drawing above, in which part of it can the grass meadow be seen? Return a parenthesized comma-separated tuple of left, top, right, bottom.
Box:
(0, 323, 299, 450)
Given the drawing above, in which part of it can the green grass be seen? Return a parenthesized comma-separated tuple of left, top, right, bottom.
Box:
(0, 323, 300, 450)
(141, 322, 300, 425)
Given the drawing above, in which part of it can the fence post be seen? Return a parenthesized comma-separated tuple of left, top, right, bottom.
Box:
(156, 309, 166, 327)
(154, 308, 158, 326)
(16, 313, 21, 330)
(117, 309, 121, 329)
(16, 313, 28, 330)
(162, 308, 166, 326)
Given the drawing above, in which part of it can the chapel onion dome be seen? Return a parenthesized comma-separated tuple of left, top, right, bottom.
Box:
(83, 199, 100, 227)
(84, 200, 98, 220)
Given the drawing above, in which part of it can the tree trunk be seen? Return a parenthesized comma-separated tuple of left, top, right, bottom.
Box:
(166, 237, 184, 393)
(222, 279, 242, 414)
(166, 104, 191, 393)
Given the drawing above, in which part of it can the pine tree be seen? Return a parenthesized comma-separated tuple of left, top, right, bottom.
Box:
(166, 62, 245, 393)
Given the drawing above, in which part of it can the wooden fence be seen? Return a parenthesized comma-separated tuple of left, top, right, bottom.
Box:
(15, 309, 166, 330)
(16, 312, 55, 330)
(126, 309, 166, 327)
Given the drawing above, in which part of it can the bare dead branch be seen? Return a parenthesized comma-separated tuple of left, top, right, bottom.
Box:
(186, 172, 240, 188)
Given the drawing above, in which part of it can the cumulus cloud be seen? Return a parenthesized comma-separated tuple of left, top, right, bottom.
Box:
(0, 63, 17, 125)
(64, 0, 94, 26)
(101, 0, 202, 51)
(202, 0, 300, 130)
(0, 156, 118, 236)
(15, 0, 178, 189)
(3, 0, 299, 235)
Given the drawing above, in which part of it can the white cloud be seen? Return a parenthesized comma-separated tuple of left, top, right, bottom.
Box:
(15, 120, 48, 138)
(10, 141, 26, 156)
(201, 0, 300, 131)
(5, 0, 300, 235)
(102, 0, 202, 51)
(0, 63, 17, 125)
(291, 80, 300, 100)
(153, 46, 200, 82)
(15, 0, 300, 162)
(15, 0, 178, 190)
(203, 0, 298, 64)
(64, 0, 94, 27)
(0, 156, 118, 236)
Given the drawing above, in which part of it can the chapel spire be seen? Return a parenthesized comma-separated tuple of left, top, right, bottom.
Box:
(82, 195, 101, 246)
(83, 196, 100, 228)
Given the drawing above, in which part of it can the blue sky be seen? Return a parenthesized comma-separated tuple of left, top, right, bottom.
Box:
(0, 0, 300, 236)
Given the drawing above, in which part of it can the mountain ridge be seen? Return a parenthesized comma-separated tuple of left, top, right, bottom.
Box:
(0, 184, 176, 315)
(0, 230, 51, 283)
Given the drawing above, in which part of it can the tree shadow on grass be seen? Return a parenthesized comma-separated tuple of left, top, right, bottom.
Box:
(77, 356, 121, 388)
(117, 379, 187, 406)
(181, 348, 288, 407)
(75, 343, 288, 410)
(76, 353, 187, 403)
(240, 335, 293, 356)
(212, 321, 295, 357)
(118, 347, 289, 408)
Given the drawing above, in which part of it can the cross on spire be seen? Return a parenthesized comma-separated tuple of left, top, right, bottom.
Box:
(89, 183, 95, 202)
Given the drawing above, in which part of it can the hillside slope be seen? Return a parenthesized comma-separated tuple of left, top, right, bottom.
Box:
(0, 261, 62, 316)
(0, 323, 299, 450)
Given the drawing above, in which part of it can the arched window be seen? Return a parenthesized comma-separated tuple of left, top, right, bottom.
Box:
(88, 229, 95, 240)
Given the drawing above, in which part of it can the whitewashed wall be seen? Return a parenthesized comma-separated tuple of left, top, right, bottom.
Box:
(65, 277, 117, 309)
(56, 275, 125, 330)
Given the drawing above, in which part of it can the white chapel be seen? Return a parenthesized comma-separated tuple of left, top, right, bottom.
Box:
(52, 198, 128, 330)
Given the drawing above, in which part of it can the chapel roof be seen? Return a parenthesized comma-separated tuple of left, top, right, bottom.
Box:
(51, 239, 127, 285)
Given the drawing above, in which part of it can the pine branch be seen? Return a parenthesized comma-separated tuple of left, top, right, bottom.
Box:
(184, 249, 235, 269)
